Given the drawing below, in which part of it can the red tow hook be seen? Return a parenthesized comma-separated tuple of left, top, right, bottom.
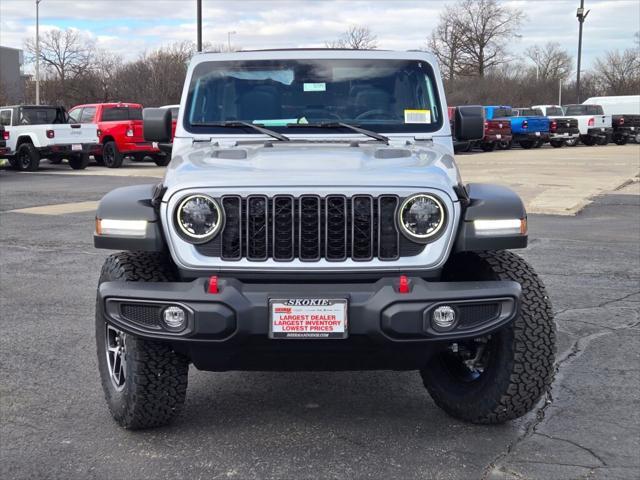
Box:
(207, 275, 219, 294)
(398, 275, 410, 294)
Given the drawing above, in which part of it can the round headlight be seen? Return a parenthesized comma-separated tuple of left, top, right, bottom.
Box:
(175, 194, 223, 243)
(398, 194, 446, 242)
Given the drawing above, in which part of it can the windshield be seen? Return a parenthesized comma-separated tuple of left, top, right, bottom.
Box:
(185, 58, 443, 135)
(546, 107, 564, 116)
(102, 107, 143, 121)
(18, 107, 67, 125)
(493, 108, 514, 117)
(565, 105, 603, 115)
(516, 108, 542, 116)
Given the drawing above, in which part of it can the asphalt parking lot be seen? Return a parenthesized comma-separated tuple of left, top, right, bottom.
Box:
(1, 145, 639, 480)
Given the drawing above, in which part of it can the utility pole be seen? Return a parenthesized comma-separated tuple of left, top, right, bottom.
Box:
(576, 0, 590, 103)
(196, 0, 202, 52)
(227, 31, 236, 52)
(559, 78, 562, 106)
(35, 0, 42, 105)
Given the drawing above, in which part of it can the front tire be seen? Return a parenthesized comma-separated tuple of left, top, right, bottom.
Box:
(519, 140, 534, 149)
(420, 251, 556, 424)
(96, 252, 189, 429)
(550, 140, 564, 148)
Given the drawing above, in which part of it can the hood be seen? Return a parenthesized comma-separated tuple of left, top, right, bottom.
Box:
(163, 140, 460, 198)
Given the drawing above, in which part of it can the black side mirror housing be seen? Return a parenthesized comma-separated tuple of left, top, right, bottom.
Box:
(455, 105, 484, 141)
(143, 108, 172, 143)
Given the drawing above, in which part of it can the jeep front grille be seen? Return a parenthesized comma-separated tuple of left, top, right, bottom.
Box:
(195, 194, 424, 262)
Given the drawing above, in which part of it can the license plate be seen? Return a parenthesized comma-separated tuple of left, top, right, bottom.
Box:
(631, 127, 635, 131)
(71, 144, 82, 151)
(269, 298, 348, 339)
(535, 132, 541, 136)
(601, 128, 605, 132)
(152, 142, 159, 149)
(496, 134, 502, 139)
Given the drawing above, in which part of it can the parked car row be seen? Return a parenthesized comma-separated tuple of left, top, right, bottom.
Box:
(2, 96, 638, 172)
(0, 102, 178, 171)
(450, 95, 640, 153)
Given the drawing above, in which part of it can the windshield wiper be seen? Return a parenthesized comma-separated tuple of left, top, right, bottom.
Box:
(287, 122, 389, 144)
(191, 120, 290, 141)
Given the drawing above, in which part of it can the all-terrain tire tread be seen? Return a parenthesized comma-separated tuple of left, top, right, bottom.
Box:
(422, 250, 556, 424)
(97, 252, 188, 430)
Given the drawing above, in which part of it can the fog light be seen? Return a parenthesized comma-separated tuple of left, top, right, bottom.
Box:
(432, 305, 456, 330)
(162, 306, 187, 331)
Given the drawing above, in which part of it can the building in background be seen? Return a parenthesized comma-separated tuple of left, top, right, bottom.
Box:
(0, 46, 27, 104)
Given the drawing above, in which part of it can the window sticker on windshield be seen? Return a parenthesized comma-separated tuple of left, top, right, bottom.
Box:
(303, 82, 326, 92)
(404, 109, 431, 124)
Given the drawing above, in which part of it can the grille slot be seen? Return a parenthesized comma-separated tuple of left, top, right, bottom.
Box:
(272, 195, 295, 261)
(221, 196, 242, 260)
(246, 195, 268, 260)
(352, 195, 374, 260)
(325, 195, 348, 261)
(299, 195, 321, 261)
(195, 194, 427, 261)
(378, 195, 400, 260)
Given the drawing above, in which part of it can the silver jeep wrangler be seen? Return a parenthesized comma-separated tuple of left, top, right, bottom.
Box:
(94, 49, 555, 429)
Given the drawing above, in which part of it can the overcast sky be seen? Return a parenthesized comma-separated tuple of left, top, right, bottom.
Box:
(1, 0, 638, 71)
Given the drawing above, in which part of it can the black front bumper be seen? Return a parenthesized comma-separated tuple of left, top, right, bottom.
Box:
(98, 277, 521, 371)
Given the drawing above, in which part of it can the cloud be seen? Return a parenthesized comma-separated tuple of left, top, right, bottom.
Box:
(1, 0, 637, 70)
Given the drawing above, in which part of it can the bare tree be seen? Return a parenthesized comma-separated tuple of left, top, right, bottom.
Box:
(25, 29, 95, 102)
(592, 48, 640, 95)
(524, 42, 572, 81)
(428, 7, 466, 81)
(91, 50, 123, 102)
(326, 25, 378, 50)
(449, 0, 524, 77)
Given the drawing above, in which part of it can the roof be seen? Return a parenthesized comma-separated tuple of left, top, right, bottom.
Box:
(1, 105, 62, 108)
(70, 102, 143, 108)
(191, 49, 437, 64)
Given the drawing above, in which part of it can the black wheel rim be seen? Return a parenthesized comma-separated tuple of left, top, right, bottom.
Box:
(104, 145, 114, 167)
(105, 325, 126, 390)
(18, 150, 30, 168)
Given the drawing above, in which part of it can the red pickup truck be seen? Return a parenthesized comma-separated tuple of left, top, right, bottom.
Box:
(477, 118, 513, 151)
(68, 103, 168, 168)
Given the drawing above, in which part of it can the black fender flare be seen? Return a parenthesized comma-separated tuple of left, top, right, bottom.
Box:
(94, 184, 165, 251)
(454, 183, 528, 252)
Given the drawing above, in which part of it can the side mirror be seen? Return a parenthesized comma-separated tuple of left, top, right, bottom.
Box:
(143, 108, 172, 143)
(455, 105, 484, 141)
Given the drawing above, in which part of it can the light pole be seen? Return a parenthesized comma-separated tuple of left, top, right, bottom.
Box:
(227, 31, 236, 52)
(35, 0, 42, 105)
(196, 0, 202, 52)
(576, 0, 590, 103)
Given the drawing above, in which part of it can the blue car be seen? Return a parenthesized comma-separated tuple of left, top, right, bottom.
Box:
(484, 106, 550, 149)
